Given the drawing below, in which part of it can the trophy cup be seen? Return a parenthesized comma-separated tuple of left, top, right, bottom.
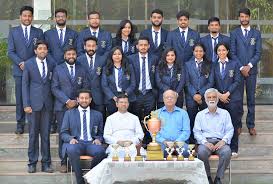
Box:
(111, 144, 119, 161)
(165, 141, 175, 161)
(122, 141, 132, 161)
(143, 111, 164, 160)
(188, 144, 195, 161)
(175, 141, 185, 161)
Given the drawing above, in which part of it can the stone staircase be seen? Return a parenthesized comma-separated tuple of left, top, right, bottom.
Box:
(0, 106, 273, 184)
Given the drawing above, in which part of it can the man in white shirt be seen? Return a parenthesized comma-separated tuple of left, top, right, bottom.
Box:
(104, 94, 144, 157)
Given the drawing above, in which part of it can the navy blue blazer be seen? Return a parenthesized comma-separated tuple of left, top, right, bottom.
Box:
(185, 59, 214, 104)
(155, 66, 185, 102)
(77, 54, 107, 105)
(44, 27, 78, 65)
(77, 28, 112, 56)
(128, 53, 158, 97)
(212, 59, 242, 102)
(139, 28, 168, 57)
(112, 37, 137, 56)
(22, 57, 55, 111)
(230, 27, 262, 75)
(101, 64, 136, 103)
(166, 28, 200, 65)
(60, 108, 104, 157)
(51, 62, 90, 111)
(8, 25, 44, 76)
(200, 34, 230, 62)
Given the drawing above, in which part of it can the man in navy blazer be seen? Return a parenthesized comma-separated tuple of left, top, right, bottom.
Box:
(8, 6, 44, 134)
(61, 89, 106, 184)
(200, 17, 230, 62)
(22, 40, 55, 173)
(44, 8, 78, 65)
(51, 46, 89, 172)
(77, 11, 112, 56)
(166, 10, 200, 65)
(140, 9, 168, 58)
(230, 8, 262, 136)
(78, 36, 107, 120)
(128, 36, 158, 146)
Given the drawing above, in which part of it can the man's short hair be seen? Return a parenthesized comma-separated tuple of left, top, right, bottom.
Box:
(150, 9, 164, 17)
(64, 46, 77, 54)
(77, 89, 92, 98)
(176, 10, 190, 20)
(204, 88, 219, 101)
(55, 8, 67, 17)
(88, 11, 100, 18)
(163, 90, 179, 99)
(138, 36, 150, 44)
(34, 40, 48, 50)
(238, 8, 251, 16)
(208, 17, 220, 25)
(20, 6, 33, 15)
(116, 94, 129, 102)
(84, 36, 98, 45)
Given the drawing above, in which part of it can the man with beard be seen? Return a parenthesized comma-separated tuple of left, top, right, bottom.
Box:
(230, 8, 262, 136)
(51, 46, 89, 172)
(8, 6, 44, 134)
(61, 89, 106, 184)
(140, 9, 168, 57)
(77, 11, 112, 56)
(193, 88, 234, 184)
(128, 36, 158, 147)
(44, 8, 78, 134)
(200, 17, 230, 62)
(22, 40, 55, 173)
(78, 36, 107, 121)
(166, 10, 200, 65)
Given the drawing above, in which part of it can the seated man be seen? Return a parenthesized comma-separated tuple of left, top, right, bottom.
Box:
(156, 90, 191, 157)
(60, 89, 106, 184)
(193, 88, 234, 184)
(104, 94, 144, 157)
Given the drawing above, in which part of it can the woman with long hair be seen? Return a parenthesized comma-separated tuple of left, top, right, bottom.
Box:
(101, 46, 136, 115)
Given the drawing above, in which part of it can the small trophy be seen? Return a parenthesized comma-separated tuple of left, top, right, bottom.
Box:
(123, 141, 132, 161)
(111, 144, 119, 161)
(175, 141, 185, 161)
(165, 141, 175, 161)
(188, 144, 195, 161)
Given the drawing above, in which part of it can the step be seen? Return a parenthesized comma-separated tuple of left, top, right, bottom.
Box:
(241, 120, 273, 133)
(239, 132, 273, 145)
(238, 144, 273, 157)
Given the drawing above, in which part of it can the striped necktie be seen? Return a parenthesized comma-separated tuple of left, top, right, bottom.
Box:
(82, 110, 88, 141)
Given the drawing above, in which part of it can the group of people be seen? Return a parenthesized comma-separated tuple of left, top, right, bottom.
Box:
(7, 5, 261, 184)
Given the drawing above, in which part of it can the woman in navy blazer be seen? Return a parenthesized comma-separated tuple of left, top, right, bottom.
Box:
(101, 46, 136, 115)
(155, 47, 185, 108)
(212, 42, 242, 157)
(112, 19, 137, 56)
(185, 43, 214, 143)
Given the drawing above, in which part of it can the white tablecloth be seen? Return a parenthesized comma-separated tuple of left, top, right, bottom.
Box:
(84, 158, 208, 184)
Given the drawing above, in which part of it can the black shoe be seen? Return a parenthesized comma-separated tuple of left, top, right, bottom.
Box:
(208, 176, 213, 184)
(214, 177, 222, 184)
(42, 166, 54, 173)
(15, 127, 24, 134)
(28, 165, 36, 173)
(50, 125, 57, 134)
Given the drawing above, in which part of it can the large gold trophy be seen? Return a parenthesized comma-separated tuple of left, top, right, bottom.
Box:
(143, 111, 164, 160)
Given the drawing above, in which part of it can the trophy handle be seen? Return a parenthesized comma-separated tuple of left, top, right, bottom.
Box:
(143, 115, 150, 131)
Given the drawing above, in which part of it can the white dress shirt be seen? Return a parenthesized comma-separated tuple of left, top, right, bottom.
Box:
(114, 67, 122, 92)
(152, 27, 161, 46)
(218, 58, 229, 73)
(36, 57, 47, 78)
(179, 27, 189, 42)
(104, 111, 144, 145)
(122, 39, 128, 52)
(240, 26, 253, 69)
(21, 24, 31, 40)
(138, 53, 152, 90)
(56, 26, 66, 43)
(90, 28, 99, 38)
(85, 53, 96, 69)
(211, 33, 219, 47)
(78, 106, 92, 141)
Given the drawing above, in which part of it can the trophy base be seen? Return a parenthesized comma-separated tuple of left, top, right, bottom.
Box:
(135, 156, 143, 161)
(177, 155, 184, 161)
(112, 156, 119, 161)
(147, 143, 161, 151)
(124, 156, 131, 161)
(166, 155, 173, 161)
(146, 150, 164, 161)
(188, 155, 195, 161)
